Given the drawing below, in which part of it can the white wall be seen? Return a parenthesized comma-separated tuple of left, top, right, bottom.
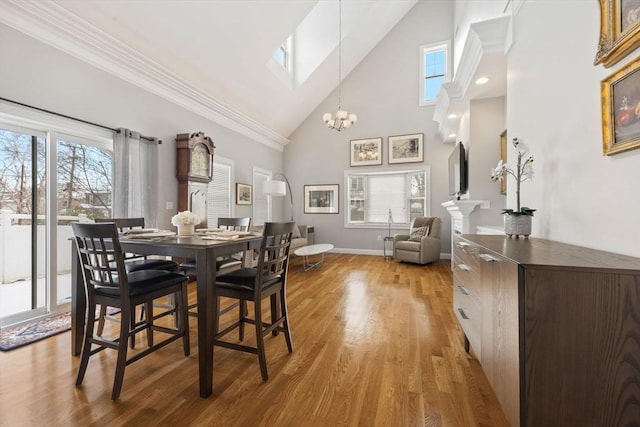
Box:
(508, 2, 640, 257)
(0, 25, 283, 229)
(286, 0, 454, 254)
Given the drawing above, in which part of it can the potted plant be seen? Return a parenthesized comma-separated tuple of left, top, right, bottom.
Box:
(171, 210, 200, 236)
(491, 137, 535, 238)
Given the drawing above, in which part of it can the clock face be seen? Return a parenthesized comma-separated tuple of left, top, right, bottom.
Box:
(190, 144, 210, 178)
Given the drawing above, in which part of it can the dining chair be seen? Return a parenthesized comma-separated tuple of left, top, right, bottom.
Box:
(71, 222, 190, 400)
(180, 217, 252, 318)
(213, 221, 295, 381)
(94, 217, 179, 339)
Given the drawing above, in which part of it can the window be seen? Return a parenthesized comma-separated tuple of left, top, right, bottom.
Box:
(345, 168, 429, 227)
(273, 35, 292, 72)
(207, 156, 234, 227)
(419, 41, 450, 106)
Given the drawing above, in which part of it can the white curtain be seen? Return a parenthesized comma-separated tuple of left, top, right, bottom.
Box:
(113, 129, 159, 227)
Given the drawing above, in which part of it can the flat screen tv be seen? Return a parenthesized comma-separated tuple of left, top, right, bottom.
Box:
(448, 141, 468, 198)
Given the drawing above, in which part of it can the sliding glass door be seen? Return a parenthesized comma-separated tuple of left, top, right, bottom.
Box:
(0, 116, 113, 327)
(0, 128, 47, 325)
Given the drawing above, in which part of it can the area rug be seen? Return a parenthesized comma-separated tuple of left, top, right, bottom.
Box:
(0, 312, 71, 351)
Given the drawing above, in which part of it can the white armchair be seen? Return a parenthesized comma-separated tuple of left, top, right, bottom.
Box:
(393, 217, 441, 264)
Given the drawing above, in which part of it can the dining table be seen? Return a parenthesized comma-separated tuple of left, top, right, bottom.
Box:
(70, 230, 263, 398)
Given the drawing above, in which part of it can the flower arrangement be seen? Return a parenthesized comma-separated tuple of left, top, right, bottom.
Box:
(491, 137, 536, 216)
(171, 210, 200, 226)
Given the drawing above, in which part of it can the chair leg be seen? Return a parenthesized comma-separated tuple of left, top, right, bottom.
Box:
(145, 301, 154, 348)
(112, 308, 131, 400)
(76, 301, 96, 386)
(280, 289, 293, 353)
(239, 298, 246, 342)
(254, 298, 268, 382)
(270, 294, 279, 336)
(96, 304, 107, 336)
(179, 287, 190, 356)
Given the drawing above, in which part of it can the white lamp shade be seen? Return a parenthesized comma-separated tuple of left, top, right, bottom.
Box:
(263, 180, 287, 196)
(348, 113, 357, 123)
(322, 113, 332, 122)
(336, 109, 348, 119)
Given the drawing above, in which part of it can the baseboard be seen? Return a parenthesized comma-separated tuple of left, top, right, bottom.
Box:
(328, 247, 451, 260)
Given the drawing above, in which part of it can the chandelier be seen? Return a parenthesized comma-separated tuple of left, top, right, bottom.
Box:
(323, 0, 357, 131)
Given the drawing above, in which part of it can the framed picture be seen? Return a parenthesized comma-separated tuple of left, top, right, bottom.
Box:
(236, 183, 252, 205)
(388, 133, 424, 164)
(304, 184, 339, 214)
(601, 56, 640, 155)
(350, 137, 382, 167)
(594, 0, 640, 67)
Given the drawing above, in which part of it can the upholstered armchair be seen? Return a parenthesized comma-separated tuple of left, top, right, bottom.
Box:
(393, 217, 441, 264)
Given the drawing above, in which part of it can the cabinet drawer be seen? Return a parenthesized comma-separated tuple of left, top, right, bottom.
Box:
(453, 276, 482, 356)
(453, 236, 481, 269)
(453, 254, 481, 299)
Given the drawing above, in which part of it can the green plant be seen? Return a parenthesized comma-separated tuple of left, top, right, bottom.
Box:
(491, 137, 535, 216)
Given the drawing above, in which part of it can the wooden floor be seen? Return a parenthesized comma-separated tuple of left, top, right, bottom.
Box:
(0, 254, 509, 427)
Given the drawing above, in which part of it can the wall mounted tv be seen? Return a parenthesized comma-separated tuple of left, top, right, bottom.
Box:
(448, 141, 468, 198)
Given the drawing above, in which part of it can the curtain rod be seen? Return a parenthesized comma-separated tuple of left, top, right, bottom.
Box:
(0, 97, 161, 143)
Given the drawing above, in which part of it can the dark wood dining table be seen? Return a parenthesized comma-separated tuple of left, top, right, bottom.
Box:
(70, 232, 262, 398)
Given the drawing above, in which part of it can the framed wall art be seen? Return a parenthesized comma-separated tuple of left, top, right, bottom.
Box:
(601, 56, 640, 155)
(236, 183, 252, 205)
(594, 0, 640, 67)
(350, 137, 382, 167)
(388, 133, 424, 164)
(304, 184, 339, 214)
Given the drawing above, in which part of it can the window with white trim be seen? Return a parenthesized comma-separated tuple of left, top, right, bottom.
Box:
(273, 35, 292, 72)
(207, 156, 234, 227)
(345, 168, 429, 227)
(419, 41, 450, 106)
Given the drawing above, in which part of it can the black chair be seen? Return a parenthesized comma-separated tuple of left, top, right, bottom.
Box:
(180, 217, 252, 276)
(213, 222, 295, 381)
(180, 217, 252, 318)
(72, 222, 190, 400)
(95, 217, 178, 272)
(94, 218, 178, 338)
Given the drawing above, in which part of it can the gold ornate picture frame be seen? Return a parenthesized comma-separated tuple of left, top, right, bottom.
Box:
(594, 0, 640, 67)
(601, 56, 640, 155)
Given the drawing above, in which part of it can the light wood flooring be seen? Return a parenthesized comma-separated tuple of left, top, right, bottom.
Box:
(0, 254, 509, 426)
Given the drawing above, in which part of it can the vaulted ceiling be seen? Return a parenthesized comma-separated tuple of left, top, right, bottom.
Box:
(1, 0, 419, 148)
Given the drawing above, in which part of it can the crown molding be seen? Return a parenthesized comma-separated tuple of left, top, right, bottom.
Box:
(0, 0, 289, 151)
(433, 15, 510, 143)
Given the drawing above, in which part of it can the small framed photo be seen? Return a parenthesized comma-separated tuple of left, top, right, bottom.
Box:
(236, 183, 252, 205)
(601, 56, 640, 155)
(304, 184, 339, 214)
(350, 137, 382, 167)
(388, 133, 424, 164)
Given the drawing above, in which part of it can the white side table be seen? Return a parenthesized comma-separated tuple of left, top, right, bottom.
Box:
(293, 243, 333, 271)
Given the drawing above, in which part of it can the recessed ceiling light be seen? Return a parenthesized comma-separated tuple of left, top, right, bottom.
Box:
(449, 133, 457, 138)
(448, 114, 457, 119)
(475, 77, 489, 85)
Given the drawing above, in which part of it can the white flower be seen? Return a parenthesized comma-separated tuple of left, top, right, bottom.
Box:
(171, 210, 200, 226)
(490, 137, 535, 214)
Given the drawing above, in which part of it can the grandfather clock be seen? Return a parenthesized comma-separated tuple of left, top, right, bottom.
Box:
(176, 131, 215, 227)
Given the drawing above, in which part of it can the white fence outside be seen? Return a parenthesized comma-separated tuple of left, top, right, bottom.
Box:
(0, 210, 82, 283)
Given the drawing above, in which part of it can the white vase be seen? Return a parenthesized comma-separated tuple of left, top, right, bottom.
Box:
(504, 215, 531, 238)
(177, 224, 195, 236)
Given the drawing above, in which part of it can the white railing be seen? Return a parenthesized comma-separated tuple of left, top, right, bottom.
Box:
(0, 210, 86, 283)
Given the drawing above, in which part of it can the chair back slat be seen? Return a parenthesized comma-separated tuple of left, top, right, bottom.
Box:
(72, 222, 129, 299)
(95, 217, 146, 232)
(255, 222, 295, 295)
(218, 217, 251, 231)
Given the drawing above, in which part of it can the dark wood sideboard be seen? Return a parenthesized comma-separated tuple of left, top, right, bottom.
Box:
(452, 234, 640, 426)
